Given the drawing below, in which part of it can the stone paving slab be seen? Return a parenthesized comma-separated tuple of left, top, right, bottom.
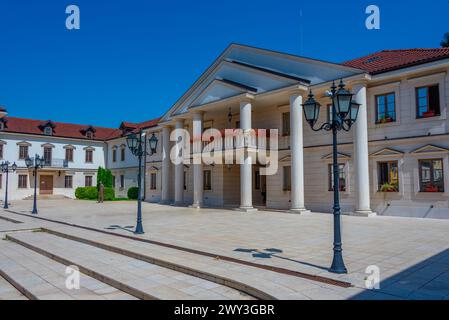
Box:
(3, 200, 449, 300)
(0, 238, 136, 300)
(42, 225, 365, 300)
(7, 231, 254, 300)
(0, 275, 28, 300)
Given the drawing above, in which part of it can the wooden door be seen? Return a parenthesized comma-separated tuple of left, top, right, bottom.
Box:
(40, 176, 54, 195)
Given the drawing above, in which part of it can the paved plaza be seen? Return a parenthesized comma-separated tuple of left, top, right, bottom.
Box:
(1, 199, 449, 300)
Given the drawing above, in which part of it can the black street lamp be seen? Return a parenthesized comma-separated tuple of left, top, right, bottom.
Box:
(1, 161, 17, 209)
(302, 80, 360, 274)
(25, 155, 44, 214)
(126, 130, 158, 235)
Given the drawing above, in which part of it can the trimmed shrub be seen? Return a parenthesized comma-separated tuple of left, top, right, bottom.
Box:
(104, 187, 115, 201)
(97, 167, 113, 189)
(75, 187, 87, 200)
(127, 187, 139, 200)
(75, 187, 98, 200)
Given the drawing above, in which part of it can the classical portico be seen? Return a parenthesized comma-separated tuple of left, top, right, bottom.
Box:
(154, 44, 374, 215)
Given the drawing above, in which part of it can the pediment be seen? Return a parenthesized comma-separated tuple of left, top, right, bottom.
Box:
(190, 79, 249, 108)
(322, 152, 351, 160)
(370, 148, 404, 157)
(411, 144, 449, 154)
(161, 44, 362, 121)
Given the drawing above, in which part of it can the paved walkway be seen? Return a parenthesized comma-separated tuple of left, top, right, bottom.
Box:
(2, 200, 449, 300)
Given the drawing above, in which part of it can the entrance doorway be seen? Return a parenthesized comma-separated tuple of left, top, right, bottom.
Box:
(39, 175, 54, 195)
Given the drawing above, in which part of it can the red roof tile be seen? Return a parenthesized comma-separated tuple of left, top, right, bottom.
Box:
(2, 116, 161, 141)
(343, 48, 449, 75)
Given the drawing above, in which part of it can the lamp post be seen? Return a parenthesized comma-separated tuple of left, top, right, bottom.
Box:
(1, 161, 17, 209)
(302, 80, 360, 274)
(126, 130, 159, 235)
(25, 155, 44, 215)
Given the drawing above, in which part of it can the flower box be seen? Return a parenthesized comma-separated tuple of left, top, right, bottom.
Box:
(422, 111, 436, 118)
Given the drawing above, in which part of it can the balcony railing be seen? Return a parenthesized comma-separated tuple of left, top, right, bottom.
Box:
(42, 158, 69, 169)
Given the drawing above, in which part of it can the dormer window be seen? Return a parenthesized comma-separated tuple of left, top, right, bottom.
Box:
(80, 126, 96, 140)
(86, 131, 93, 139)
(44, 127, 53, 136)
(0, 118, 8, 131)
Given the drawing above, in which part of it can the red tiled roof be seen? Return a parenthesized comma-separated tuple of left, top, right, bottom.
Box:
(2, 116, 161, 141)
(343, 48, 449, 75)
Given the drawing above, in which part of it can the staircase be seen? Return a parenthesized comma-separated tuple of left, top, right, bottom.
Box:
(22, 195, 71, 201)
(0, 230, 256, 300)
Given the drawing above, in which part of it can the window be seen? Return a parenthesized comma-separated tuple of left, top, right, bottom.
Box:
(0, 144, 3, 159)
(416, 85, 440, 118)
(183, 171, 187, 191)
(18, 175, 28, 188)
(0, 174, 2, 189)
(203, 170, 212, 191)
(255, 171, 260, 190)
(85, 176, 93, 187)
(376, 93, 396, 124)
(120, 175, 125, 189)
(112, 175, 116, 188)
(44, 127, 53, 136)
(112, 149, 117, 162)
(85, 149, 93, 163)
(43, 147, 52, 166)
(65, 148, 74, 162)
(419, 159, 444, 192)
(235, 121, 240, 129)
(283, 166, 291, 191)
(150, 173, 157, 190)
(328, 164, 346, 192)
(64, 176, 73, 189)
(377, 161, 399, 192)
(86, 131, 93, 139)
(282, 112, 290, 136)
(121, 148, 125, 161)
(19, 145, 29, 159)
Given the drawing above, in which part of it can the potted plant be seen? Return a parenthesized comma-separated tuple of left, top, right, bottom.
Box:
(380, 183, 398, 193)
(423, 111, 436, 118)
(424, 185, 439, 193)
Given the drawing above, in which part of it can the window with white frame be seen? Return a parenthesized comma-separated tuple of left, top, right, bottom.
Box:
(416, 85, 440, 119)
(18, 175, 28, 188)
(64, 176, 73, 189)
(419, 159, 444, 192)
(150, 173, 157, 190)
(282, 112, 290, 136)
(19, 145, 29, 159)
(203, 170, 212, 191)
(377, 161, 399, 192)
(328, 164, 346, 192)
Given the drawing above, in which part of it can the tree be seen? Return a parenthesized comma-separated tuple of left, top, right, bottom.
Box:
(97, 167, 113, 189)
(441, 33, 449, 48)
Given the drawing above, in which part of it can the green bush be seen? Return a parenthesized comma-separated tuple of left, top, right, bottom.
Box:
(104, 187, 115, 201)
(75, 187, 87, 199)
(75, 187, 98, 200)
(127, 187, 139, 200)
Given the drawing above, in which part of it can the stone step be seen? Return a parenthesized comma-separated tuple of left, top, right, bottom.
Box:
(0, 275, 28, 300)
(22, 195, 70, 201)
(7, 231, 255, 300)
(41, 226, 339, 300)
(0, 238, 137, 300)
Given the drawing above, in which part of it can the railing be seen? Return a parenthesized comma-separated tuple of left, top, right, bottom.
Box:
(42, 158, 69, 169)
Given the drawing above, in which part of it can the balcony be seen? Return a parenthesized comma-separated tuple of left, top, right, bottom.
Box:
(42, 158, 69, 169)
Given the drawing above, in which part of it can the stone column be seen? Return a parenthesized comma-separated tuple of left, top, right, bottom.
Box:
(161, 126, 171, 204)
(239, 100, 256, 212)
(192, 112, 203, 208)
(353, 83, 375, 216)
(290, 94, 308, 213)
(174, 119, 185, 206)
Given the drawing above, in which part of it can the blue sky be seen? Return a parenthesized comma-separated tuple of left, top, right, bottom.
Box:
(0, 0, 448, 128)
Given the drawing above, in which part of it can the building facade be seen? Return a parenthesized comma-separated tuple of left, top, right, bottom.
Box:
(1, 44, 449, 219)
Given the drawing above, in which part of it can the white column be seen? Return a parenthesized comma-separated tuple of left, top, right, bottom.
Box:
(161, 126, 171, 204)
(353, 84, 375, 216)
(290, 94, 308, 213)
(192, 112, 203, 208)
(174, 119, 185, 206)
(239, 100, 256, 212)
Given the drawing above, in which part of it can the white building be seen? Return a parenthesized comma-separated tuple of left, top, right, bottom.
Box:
(2, 44, 449, 219)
